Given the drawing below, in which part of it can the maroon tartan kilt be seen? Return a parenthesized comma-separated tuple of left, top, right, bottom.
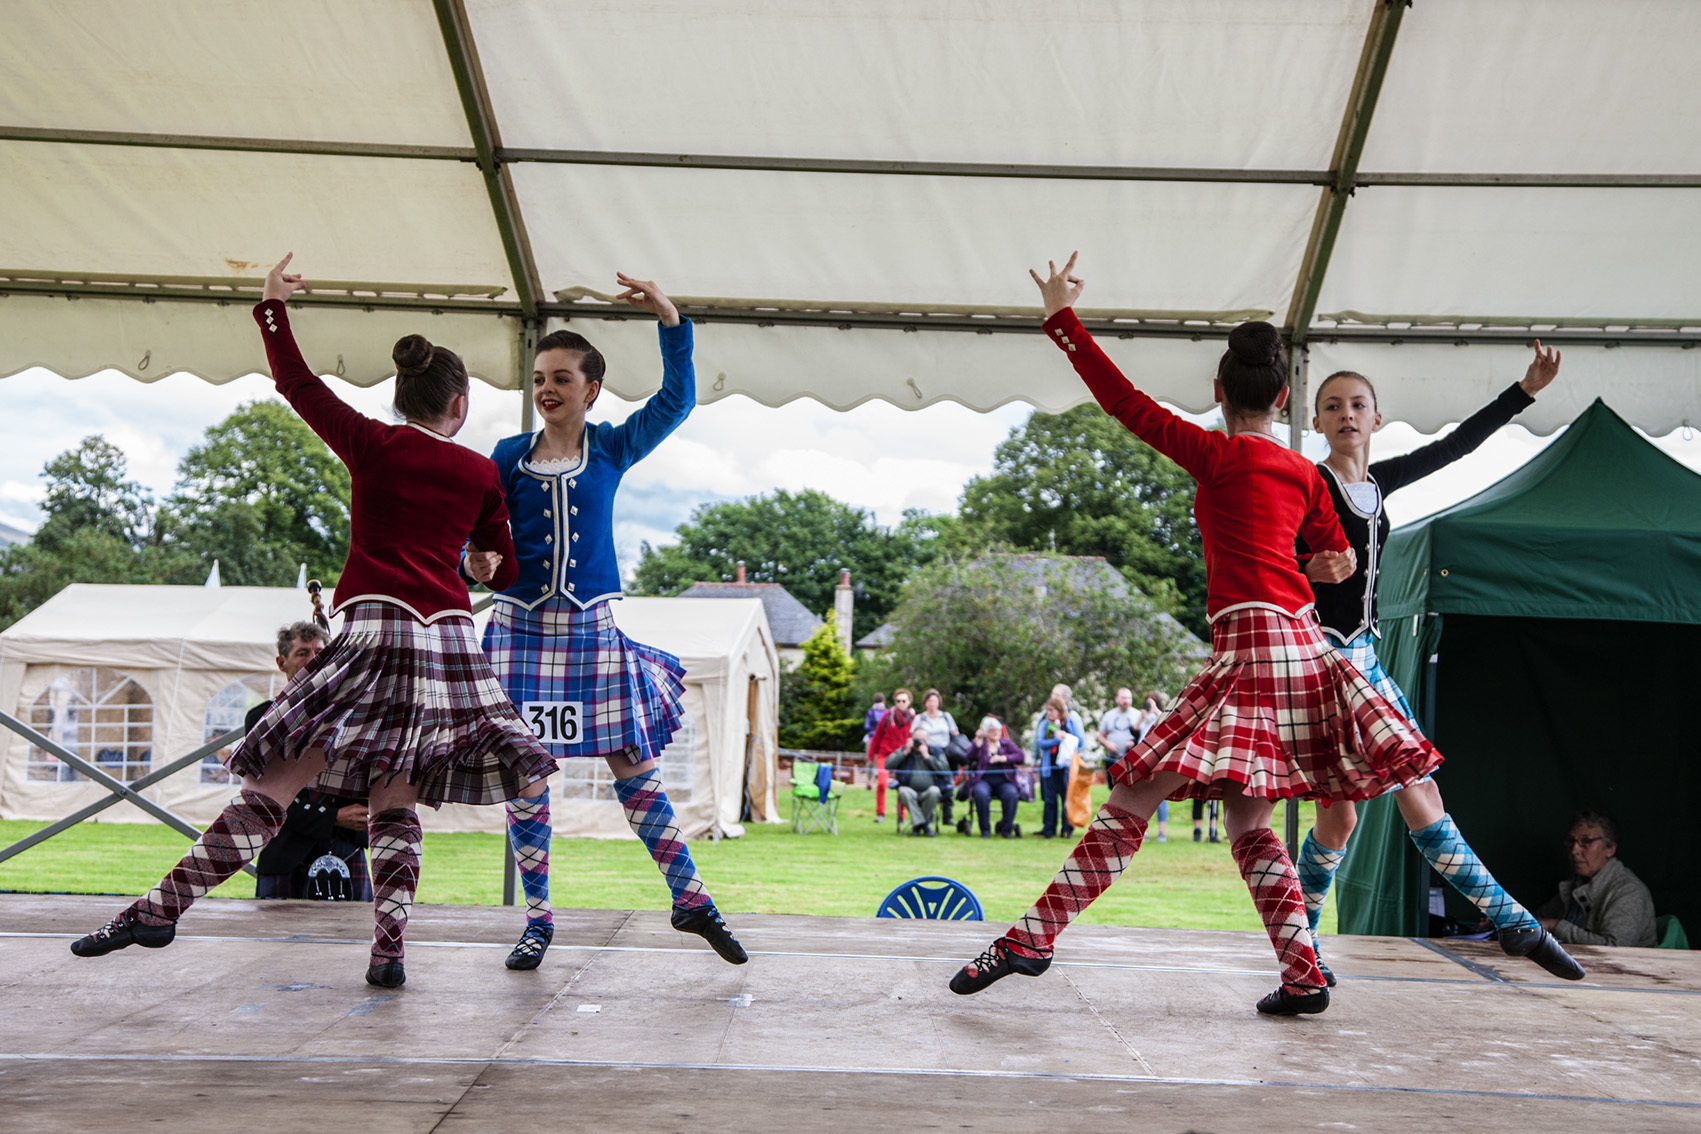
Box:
(1110, 606, 1442, 803)
(231, 602, 558, 807)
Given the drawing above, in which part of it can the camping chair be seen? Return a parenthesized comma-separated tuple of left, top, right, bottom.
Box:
(876, 876, 983, 920)
(790, 759, 844, 835)
(1656, 914, 1690, 950)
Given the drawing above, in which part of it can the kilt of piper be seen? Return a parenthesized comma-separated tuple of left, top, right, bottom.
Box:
(232, 602, 558, 806)
(482, 598, 686, 762)
(1111, 606, 1442, 802)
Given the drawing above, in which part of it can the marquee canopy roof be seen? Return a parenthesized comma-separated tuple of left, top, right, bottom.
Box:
(3, 0, 1699, 434)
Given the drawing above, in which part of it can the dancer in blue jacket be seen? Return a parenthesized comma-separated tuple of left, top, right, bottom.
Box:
(466, 273, 747, 972)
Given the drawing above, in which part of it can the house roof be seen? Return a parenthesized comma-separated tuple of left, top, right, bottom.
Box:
(675, 582, 822, 647)
(0, 520, 30, 548)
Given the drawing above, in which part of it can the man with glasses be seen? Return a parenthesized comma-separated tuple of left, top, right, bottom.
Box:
(1536, 811, 1657, 948)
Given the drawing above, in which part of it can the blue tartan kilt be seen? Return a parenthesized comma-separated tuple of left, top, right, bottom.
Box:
(483, 598, 686, 762)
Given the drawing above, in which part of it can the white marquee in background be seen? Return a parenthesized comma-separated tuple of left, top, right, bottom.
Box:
(2, 0, 1699, 436)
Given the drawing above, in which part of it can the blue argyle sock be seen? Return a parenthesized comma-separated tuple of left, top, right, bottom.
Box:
(1409, 814, 1538, 933)
(1297, 829, 1346, 939)
(612, 769, 711, 911)
(506, 790, 552, 927)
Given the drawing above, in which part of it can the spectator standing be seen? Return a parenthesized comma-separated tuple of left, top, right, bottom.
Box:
(866, 688, 916, 824)
(889, 724, 950, 836)
(1536, 811, 1657, 947)
(1034, 696, 1085, 838)
(1138, 692, 1169, 842)
(250, 622, 372, 902)
(961, 717, 1026, 838)
(916, 689, 961, 826)
(863, 693, 887, 748)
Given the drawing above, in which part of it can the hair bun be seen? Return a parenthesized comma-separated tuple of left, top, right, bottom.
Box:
(1227, 321, 1282, 368)
(392, 334, 435, 376)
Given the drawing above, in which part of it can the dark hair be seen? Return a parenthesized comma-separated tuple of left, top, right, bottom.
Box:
(1314, 369, 1378, 415)
(1570, 809, 1619, 846)
(872, 692, 886, 704)
(535, 329, 607, 385)
(922, 688, 942, 707)
(391, 335, 468, 421)
(275, 620, 326, 659)
(1216, 321, 1287, 413)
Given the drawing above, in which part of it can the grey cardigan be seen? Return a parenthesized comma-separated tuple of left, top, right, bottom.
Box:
(1536, 857, 1658, 947)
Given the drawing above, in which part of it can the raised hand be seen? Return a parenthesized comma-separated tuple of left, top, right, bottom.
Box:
(614, 272, 681, 327)
(1305, 548, 1358, 585)
(263, 253, 306, 303)
(1520, 339, 1561, 396)
(464, 546, 504, 584)
(1028, 251, 1085, 318)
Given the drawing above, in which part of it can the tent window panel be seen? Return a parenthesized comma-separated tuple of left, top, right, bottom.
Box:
(202, 675, 282, 785)
(656, 712, 696, 804)
(25, 667, 153, 782)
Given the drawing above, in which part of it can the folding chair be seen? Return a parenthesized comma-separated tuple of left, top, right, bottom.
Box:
(876, 875, 983, 920)
(1656, 914, 1690, 950)
(790, 759, 844, 835)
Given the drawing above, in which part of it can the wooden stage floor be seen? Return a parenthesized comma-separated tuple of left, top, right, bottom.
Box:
(2, 894, 1697, 1132)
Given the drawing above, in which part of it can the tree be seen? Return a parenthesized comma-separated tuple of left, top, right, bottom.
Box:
(163, 401, 351, 586)
(959, 405, 1207, 635)
(778, 623, 862, 750)
(880, 552, 1198, 731)
(32, 437, 155, 552)
(631, 489, 932, 641)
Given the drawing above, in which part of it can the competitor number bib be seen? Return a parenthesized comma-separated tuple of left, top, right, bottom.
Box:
(522, 701, 584, 745)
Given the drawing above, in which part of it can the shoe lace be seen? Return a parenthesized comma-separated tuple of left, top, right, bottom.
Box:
(966, 942, 1005, 976)
(511, 925, 551, 957)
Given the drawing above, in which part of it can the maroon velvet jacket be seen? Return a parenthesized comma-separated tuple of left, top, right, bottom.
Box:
(254, 299, 517, 622)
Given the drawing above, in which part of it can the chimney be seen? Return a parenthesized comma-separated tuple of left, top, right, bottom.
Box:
(834, 568, 854, 651)
(735, 561, 746, 584)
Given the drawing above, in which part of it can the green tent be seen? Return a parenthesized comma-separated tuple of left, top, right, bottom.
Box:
(1334, 399, 1701, 942)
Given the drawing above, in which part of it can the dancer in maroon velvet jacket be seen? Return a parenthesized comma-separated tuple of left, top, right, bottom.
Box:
(71, 254, 557, 989)
(949, 254, 1443, 1015)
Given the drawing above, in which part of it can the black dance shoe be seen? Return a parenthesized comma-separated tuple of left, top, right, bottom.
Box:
(1315, 956, 1338, 988)
(949, 938, 1052, 995)
(672, 904, 749, 965)
(505, 922, 553, 971)
(1499, 925, 1586, 981)
(1255, 986, 1330, 1016)
(70, 911, 175, 958)
(366, 960, 406, 988)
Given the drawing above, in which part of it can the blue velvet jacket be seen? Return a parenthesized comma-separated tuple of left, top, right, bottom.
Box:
(488, 319, 695, 610)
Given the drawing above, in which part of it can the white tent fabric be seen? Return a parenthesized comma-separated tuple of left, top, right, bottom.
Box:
(3, 0, 1699, 434)
(0, 586, 779, 841)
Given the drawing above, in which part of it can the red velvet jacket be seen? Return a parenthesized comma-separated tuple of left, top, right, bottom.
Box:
(254, 300, 518, 622)
(868, 706, 916, 761)
(1044, 308, 1348, 621)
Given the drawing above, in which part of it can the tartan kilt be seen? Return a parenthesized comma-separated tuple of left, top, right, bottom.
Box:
(1335, 630, 1418, 724)
(483, 598, 686, 762)
(1110, 607, 1443, 803)
(232, 603, 558, 806)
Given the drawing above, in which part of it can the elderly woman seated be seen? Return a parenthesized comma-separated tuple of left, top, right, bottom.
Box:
(957, 717, 1027, 839)
(888, 723, 951, 836)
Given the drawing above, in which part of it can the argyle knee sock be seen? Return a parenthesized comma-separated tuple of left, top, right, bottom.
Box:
(1232, 827, 1326, 995)
(369, 808, 423, 963)
(1005, 801, 1146, 958)
(1297, 828, 1347, 939)
(129, 789, 286, 925)
(506, 790, 553, 927)
(612, 769, 711, 911)
(1409, 814, 1538, 933)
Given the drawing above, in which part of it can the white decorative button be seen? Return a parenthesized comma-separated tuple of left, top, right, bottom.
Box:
(572, 533, 579, 542)
(570, 506, 577, 515)
(568, 479, 576, 487)
(268, 326, 277, 333)
(544, 535, 553, 543)
(569, 559, 576, 567)
(540, 483, 548, 491)
(567, 584, 575, 591)
(543, 510, 551, 518)
(540, 586, 549, 594)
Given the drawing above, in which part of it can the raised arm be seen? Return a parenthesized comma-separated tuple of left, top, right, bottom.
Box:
(1032, 254, 1221, 483)
(1371, 342, 1558, 494)
(603, 274, 695, 469)
(254, 254, 380, 469)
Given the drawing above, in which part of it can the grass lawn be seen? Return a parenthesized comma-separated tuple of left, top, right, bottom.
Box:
(0, 786, 1337, 935)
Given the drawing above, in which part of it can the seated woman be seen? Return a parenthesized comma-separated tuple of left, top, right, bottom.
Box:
(1537, 810, 1657, 948)
(960, 717, 1026, 839)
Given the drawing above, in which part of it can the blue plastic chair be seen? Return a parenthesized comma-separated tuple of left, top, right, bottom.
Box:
(876, 876, 983, 921)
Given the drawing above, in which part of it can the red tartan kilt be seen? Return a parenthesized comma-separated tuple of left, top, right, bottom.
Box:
(1110, 606, 1442, 802)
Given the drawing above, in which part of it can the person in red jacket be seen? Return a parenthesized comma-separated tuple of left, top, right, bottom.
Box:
(71, 255, 557, 989)
(950, 254, 1442, 1016)
(865, 687, 916, 822)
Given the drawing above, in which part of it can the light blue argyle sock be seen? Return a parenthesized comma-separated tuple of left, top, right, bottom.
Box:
(1409, 814, 1538, 933)
(1297, 828, 1346, 939)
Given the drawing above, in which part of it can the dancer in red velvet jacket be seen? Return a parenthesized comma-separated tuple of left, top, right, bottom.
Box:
(71, 255, 557, 989)
(949, 254, 1443, 1016)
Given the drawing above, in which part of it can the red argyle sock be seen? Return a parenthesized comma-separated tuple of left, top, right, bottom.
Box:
(129, 789, 286, 926)
(1231, 827, 1326, 995)
(369, 807, 423, 964)
(1005, 802, 1146, 958)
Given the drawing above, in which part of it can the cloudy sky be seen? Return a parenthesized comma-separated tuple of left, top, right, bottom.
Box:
(5, 362, 1701, 575)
